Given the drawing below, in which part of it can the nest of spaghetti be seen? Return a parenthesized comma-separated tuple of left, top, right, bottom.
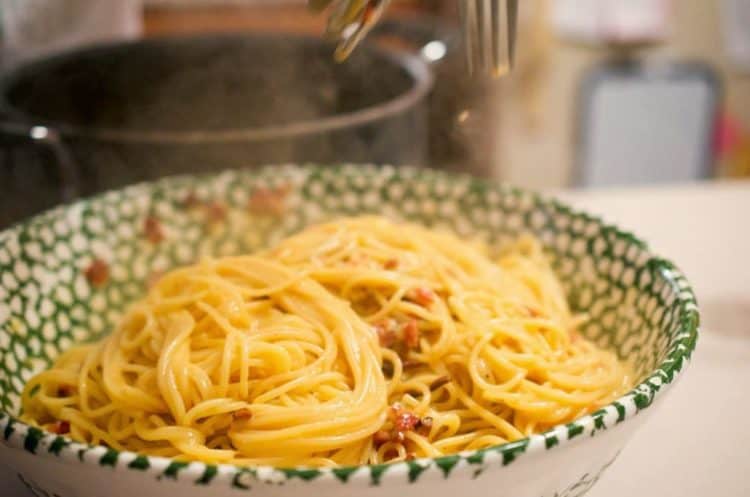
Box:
(22, 217, 631, 467)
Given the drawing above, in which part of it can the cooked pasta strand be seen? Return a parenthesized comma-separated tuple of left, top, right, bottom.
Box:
(21, 217, 631, 466)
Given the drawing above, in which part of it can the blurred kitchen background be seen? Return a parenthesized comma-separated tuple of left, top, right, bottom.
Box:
(0, 0, 748, 227)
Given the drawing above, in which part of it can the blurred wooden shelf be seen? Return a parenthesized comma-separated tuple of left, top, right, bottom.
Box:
(143, 4, 430, 37)
(145, 5, 321, 36)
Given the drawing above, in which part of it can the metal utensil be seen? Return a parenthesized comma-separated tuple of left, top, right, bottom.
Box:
(311, 0, 393, 61)
(312, 0, 518, 78)
(459, 0, 518, 77)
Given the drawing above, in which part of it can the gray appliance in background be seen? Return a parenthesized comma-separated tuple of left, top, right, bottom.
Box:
(575, 60, 721, 188)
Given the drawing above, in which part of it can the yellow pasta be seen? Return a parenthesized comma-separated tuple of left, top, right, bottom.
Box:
(21, 216, 631, 466)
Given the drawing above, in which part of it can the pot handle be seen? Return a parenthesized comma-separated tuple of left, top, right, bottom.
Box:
(0, 120, 79, 201)
(371, 16, 460, 65)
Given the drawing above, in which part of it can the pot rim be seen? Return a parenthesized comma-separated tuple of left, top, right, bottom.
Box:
(0, 33, 434, 145)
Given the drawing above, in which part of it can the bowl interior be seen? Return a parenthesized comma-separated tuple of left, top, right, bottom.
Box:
(0, 165, 696, 425)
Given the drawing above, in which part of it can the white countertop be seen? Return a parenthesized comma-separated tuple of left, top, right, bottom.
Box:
(3, 179, 749, 496)
(557, 180, 750, 497)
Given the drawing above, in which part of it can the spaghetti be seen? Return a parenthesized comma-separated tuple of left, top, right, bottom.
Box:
(21, 216, 631, 466)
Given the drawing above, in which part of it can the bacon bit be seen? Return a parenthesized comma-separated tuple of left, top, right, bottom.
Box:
(429, 376, 451, 391)
(401, 358, 422, 370)
(373, 430, 391, 447)
(232, 408, 253, 420)
(147, 270, 164, 288)
(180, 191, 202, 209)
(408, 287, 435, 307)
(416, 416, 433, 436)
(50, 420, 70, 435)
(247, 186, 289, 217)
(402, 319, 420, 349)
(383, 449, 400, 462)
(143, 215, 164, 244)
(389, 403, 420, 432)
(525, 306, 542, 318)
(394, 411, 420, 433)
(205, 202, 227, 224)
(381, 361, 394, 378)
(383, 259, 399, 270)
(84, 259, 109, 288)
(406, 452, 417, 461)
(393, 430, 406, 443)
(374, 320, 397, 348)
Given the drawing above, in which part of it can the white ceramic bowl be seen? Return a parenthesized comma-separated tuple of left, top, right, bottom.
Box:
(0, 165, 699, 497)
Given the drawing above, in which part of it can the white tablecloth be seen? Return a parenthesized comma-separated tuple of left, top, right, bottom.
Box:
(3, 180, 749, 497)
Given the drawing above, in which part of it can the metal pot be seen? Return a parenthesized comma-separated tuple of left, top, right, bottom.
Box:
(0, 33, 433, 224)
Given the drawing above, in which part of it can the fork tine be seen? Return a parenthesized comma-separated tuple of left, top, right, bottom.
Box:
(461, 0, 520, 78)
(490, 0, 502, 74)
(507, 0, 518, 68)
(479, 0, 493, 72)
(458, 0, 478, 75)
(490, 0, 512, 77)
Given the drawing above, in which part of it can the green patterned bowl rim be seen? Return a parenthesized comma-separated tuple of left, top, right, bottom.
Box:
(0, 165, 699, 488)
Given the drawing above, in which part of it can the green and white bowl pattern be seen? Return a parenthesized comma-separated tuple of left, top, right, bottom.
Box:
(0, 165, 698, 497)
